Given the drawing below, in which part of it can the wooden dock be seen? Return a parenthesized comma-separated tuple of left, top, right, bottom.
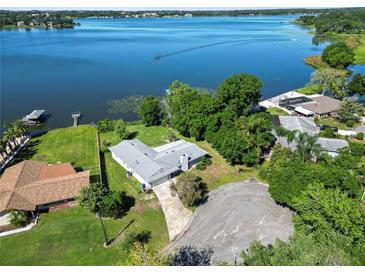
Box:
(71, 112, 81, 127)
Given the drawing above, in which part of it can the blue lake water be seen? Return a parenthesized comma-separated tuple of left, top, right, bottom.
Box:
(1, 15, 362, 129)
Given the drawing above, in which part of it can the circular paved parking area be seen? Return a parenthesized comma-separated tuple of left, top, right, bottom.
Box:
(171, 181, 293, 264)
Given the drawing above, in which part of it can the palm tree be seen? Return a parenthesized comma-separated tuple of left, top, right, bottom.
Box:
(4, 123, 18, 150)
(295, 133, 322, 163)
(0, 138, 9, 162)
(13, 119, 28, 141)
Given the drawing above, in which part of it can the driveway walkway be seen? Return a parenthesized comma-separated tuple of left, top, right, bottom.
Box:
(153, 180, 193, 241)
(170, 180, 293, 264)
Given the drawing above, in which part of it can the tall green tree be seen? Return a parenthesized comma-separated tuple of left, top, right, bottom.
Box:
(295, 133, 322, 163)
(138, 96, 163, 126)
(216, 74, 262, 117)
(322, 43, 354, 69)
(292, 183, 365, 244)
(114, 119, 129, 139)
(336, 99, 363, 127)
(349, 73, 365, 96)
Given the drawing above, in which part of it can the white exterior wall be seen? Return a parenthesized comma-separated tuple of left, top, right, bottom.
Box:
(111, 152, 150, 187)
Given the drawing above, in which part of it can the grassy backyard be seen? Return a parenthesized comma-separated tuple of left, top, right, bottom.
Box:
(266, 107, 289, 116)
(318, 117, 360, 130)
(102, 123, 259, 192)
(354, 35, 365, 64)
(296, 84, 322, 95)
(13, 125, 100, 176)
(0, 125, 168, 265)
(170, 130, 259, 191)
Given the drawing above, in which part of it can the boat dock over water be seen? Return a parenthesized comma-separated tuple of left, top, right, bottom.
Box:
(23, 110, 46, 125)
(71, 112, 81, 127)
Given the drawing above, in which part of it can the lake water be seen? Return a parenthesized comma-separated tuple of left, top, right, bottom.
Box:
(1, 15, 363, 129)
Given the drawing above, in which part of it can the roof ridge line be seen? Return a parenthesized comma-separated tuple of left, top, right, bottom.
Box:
(18, 170, 90, 189)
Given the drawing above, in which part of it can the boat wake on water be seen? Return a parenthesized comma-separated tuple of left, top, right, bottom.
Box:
(153, 38, 293, 61)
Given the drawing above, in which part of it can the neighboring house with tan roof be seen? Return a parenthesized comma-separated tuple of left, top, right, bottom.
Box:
(259, 91, 342, 118)
(0, 160, 90, 214)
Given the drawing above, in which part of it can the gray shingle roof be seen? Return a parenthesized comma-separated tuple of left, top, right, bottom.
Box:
(300, 95, 341, 115)
(317, 137, 349, 153)
(109, 139, 207, 183)
(277, 136, 348, 155)
(278, 116, 318, 136)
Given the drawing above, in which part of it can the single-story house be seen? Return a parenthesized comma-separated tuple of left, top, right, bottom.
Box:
(0, 160, 89, 214)
(297, 95, 342, 117)
(273, 116, 319, 136)
(109, 139, 208, 189)
(274, 115, 348, 156)
(259, 91, 342, 117)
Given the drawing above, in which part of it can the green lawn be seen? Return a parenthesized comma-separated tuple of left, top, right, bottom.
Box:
(266, 107, 289, 116)
(296, 84, 322, 95)
(0, 125, 169, 265)
(170, 130, 259, 191)
(14, 125, 100, 176)
(318, 118, 360, 130)
(354, 35, 365, 64)
(0, 123, 260, 265)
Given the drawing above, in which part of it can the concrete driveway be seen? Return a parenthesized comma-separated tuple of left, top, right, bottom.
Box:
(153, 180, 193, 241)
(170, 180, 293, 264)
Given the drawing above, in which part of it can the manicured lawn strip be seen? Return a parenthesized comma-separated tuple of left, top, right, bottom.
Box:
(14, 125, 100, 176)
(127, 124, 170, 147)
(318, 118, 360, 130)
(266, 107, 289, 116)
(296, 84, 322, 95)
(354, 35, 365, 64)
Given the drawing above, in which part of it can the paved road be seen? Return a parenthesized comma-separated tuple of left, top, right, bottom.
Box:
(153, 180, 193, 241)
(170, 181, 293, 264)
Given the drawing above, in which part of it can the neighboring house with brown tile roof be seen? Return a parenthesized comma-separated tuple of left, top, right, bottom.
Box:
(0, 160, 89, 213)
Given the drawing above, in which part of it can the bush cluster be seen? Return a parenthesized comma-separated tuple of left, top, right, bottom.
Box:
(195, 156, 212, 170)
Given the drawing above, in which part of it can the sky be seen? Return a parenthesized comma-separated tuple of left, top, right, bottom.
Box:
(1, 0, 364, 9)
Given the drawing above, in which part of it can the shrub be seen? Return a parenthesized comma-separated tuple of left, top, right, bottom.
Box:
(195, 156, 212, 170)
(123, 230, 152, 252)
(169, 245, 213, 266)
(174, 172, 207, 207)
(319, 127, 337, 138)
(356, 132, 364, 140)
(101, 191, 135, 219)
(168, 131, 179, 142)
(349, 141, 365, 157)
(98, 119, 114, 133)
(114, 119, 129, 140)
(8, 210, 28, 227)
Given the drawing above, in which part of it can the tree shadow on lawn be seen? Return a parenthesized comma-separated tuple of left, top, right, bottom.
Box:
(109, 219, 135, 245)
(10, 139, 41, 165)
(99, 151, 109, 189)
(127, 131, 139, 140)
